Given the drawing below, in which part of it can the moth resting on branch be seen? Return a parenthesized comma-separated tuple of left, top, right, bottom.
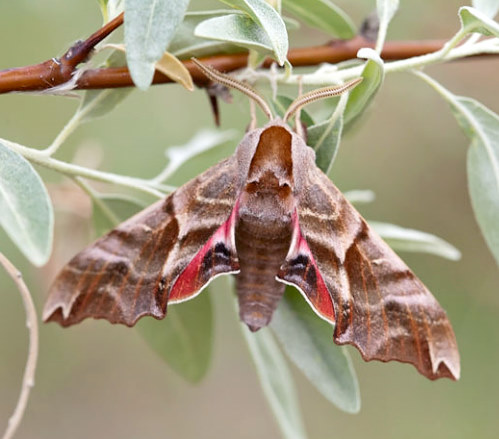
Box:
(44, 60, 460, 381)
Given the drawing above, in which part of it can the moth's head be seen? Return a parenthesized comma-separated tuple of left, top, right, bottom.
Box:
(191, 58, 362, 137)
(246, 124, 293, 189)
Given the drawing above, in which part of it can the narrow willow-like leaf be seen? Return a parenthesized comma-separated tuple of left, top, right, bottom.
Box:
(100, 0, 124, 22)
(80, 88, 132, 123)
(460, 5, 499, 35)
(137, 292, 214, 383)
(369, 221, 461, 261)
(154, 129, 236, 183)
(195, 14, 275, 55)
(125, 0, 189, 90)
(170, 10, 244, 58)
(155, 51, 194, 91)
(219, 0, 289, 65)
(462, 101, 499, 266)
(376, 0, 400, 51)
(344, 48, 384, 126)
(80, 50, 131, 122)
(416, 72, 499, 266)
(377, 0, 399, 24)
(0, 142, 53, 266)
(271, 287, 360, 413)
(102, 45, 194, 91)
(171, 10, 297, 59)
(282, 0, 355, 38)
(308, 114, 344, 175)
(459, 6, 499, 37)
(472, 0, 499, 18)
(98, 0, 109, 22)
(242, 324, 307, 439)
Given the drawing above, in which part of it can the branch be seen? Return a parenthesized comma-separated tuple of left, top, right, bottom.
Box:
(74, 39, 453, 90)
(0, 253, 39, 439)
(0, 12, 123, 93)
(1, 6, 495, 95)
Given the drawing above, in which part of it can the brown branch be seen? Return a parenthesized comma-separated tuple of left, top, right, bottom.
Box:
(75, 39, 453, 90)
(0, 13, 494, 95)
(0, 12, 123, 93)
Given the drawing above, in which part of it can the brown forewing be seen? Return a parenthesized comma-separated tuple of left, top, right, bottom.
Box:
(43, 157, 241, 327)
(295, 155, 460, 380)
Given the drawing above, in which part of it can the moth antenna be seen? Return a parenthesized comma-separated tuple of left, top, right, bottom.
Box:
(249, 99, 257, 131)
(192, 58, 274, 121)
(283, 77, 363, 123)
(294, 76, 304, 138)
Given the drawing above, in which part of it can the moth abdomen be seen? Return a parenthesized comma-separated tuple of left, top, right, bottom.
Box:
(234, 204, 293, 331)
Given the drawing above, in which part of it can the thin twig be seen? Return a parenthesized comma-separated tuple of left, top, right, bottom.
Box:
(0, 253, 39, 439)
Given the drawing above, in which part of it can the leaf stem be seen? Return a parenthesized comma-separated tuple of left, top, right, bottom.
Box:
(72, 177, 121, 226)
(41, 110, 85, 157)
(1, 138, 174, 199)
(0, 253, 39, 439)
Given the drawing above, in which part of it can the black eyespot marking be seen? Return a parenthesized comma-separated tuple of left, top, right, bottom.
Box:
(215, 242, 231, 258)
(290, 254, 309, 270)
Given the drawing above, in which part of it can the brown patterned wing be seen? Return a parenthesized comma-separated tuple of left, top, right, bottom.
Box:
(296, 167, 460, 380)
(44, 157, 241, 327)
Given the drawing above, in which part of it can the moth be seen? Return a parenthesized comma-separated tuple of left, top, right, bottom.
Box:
(44, 59, 460, 381)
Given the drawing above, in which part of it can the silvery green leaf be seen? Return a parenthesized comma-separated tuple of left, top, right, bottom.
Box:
(242, 325, 307, 439)
(154, 129, 236, 183)
(308, 115, 343, 175)
(416, 72, 499, 266)
(272, 287, 360, 413)
(108, 0, 125, 20)
(170, 10, 244, 58)
(459, 99, 499, 266)
(459, 6, 499, 36)
(137, 292, 214, 383)
(125, 0, 189, 90)
(376, 0, 400, 51)
(195, 14, 275, 55)
(377, 0, 399, 24)
(79, 49, 131, 122)
(344, 48, 384, 126)
(369, 221, 461, 261)
(472, 0, 499, 18)
(80, 88, 132, 123)
(218, 0, 289, 65)
(282, 0, 355, 38)
(0, 142, 53, 266)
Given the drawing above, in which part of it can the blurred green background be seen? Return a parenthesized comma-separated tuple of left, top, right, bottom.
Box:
(1, 1, 498, 438)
